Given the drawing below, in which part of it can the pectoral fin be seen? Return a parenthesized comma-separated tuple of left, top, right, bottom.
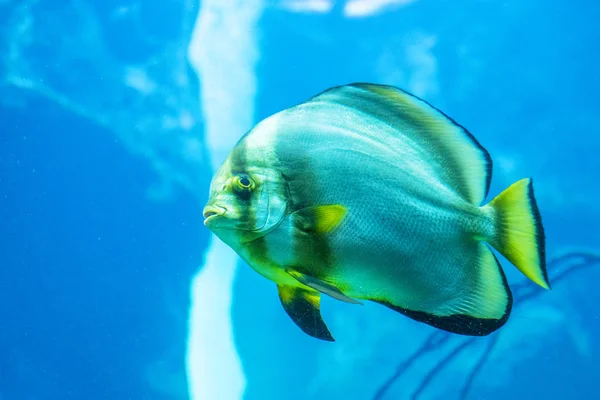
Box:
(286, 270, 363, 305)
(277, 284, 334, 342)
(292, 204, 347, 234)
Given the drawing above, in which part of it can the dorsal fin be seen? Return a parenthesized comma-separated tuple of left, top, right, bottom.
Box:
(306, 83, 492, 205)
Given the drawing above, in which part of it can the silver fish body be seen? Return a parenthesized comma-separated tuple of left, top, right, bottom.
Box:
(204, 83, 549, 341)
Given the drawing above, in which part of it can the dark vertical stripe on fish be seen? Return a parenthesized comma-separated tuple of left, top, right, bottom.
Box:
(274, 135, 336, 278)
(230, 140, 270, 263)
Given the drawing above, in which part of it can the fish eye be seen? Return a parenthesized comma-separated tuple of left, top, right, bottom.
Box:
(234, 174, 254, 191)
(239, 176, 251, 187)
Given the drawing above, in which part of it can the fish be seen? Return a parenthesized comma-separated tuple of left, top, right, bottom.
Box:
(202, 83, 550, 342)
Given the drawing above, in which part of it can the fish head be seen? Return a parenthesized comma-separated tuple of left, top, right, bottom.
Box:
(203, 155, 288, 246)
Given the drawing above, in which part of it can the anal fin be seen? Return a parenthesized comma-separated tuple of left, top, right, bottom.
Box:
(375, 243, 513, 336)
(277, 284, 335, 342)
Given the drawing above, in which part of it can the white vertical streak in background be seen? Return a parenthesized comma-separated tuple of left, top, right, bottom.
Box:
(185, 1, 264, 399)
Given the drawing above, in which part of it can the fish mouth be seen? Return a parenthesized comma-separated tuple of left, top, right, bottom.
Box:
(203, 205, 226, 226)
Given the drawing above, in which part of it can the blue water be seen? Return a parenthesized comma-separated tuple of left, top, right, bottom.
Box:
(1, 97, 204, 398)
(1, 1, 599, 399)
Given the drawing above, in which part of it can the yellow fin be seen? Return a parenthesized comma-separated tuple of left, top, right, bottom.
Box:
(277, 284, 334, 341)
(484, 178, 550, 289)
(287, 270, 362, 305)
(293, 204, 347, 234)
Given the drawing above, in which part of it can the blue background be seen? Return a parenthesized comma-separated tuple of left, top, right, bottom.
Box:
(1, 1, 599, 399)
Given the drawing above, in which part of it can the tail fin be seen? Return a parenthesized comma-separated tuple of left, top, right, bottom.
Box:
(484, 178, 550, 289)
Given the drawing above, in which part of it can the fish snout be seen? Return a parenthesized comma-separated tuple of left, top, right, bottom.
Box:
(203, 204, 227, 226)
